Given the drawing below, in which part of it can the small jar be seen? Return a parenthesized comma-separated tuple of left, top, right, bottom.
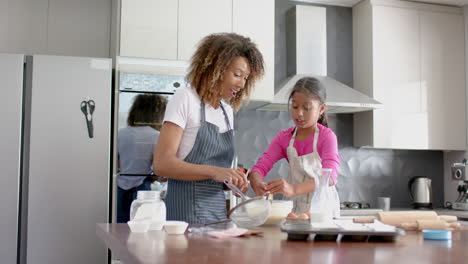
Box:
(130, 191, 166, 231)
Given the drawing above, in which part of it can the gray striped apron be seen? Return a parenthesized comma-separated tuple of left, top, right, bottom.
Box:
(165, 102, 234, 224)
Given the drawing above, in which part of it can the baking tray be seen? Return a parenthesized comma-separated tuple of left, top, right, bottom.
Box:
(281, 220, 405, 242)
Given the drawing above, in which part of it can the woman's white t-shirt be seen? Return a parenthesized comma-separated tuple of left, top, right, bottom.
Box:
(163, 86, 234, 160)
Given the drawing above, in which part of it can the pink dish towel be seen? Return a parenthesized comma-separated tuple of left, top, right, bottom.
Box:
(208, 227, 248, 239)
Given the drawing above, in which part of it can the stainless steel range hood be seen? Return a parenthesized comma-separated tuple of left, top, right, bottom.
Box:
(259, 5, 381, 113)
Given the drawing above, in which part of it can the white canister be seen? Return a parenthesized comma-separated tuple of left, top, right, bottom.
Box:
(130, 191, 166, 231)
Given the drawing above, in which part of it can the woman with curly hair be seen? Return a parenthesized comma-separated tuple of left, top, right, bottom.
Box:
(154, 33, 265, 223)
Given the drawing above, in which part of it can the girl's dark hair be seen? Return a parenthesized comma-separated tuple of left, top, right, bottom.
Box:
(127, 94, 168, 130)
(288, 77, 328, 127)
(187, 32, 265, 111)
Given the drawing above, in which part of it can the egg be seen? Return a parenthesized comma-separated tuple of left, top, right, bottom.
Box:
(287, 212, 297, 218)
(298, 213, 309, 219)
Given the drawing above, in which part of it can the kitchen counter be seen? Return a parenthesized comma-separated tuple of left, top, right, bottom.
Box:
(97, 223, 468, 264)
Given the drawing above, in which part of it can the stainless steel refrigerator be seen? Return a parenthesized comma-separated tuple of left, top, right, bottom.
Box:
(0, 54, 111, 264)
(0, 53, 24, 264)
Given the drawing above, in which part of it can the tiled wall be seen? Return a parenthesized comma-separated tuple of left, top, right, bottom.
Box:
(233, 1, 445, 208)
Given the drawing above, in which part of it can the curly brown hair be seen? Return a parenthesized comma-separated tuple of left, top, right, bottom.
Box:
(186, 33, 265, 111)
(127, 94, 168, 130)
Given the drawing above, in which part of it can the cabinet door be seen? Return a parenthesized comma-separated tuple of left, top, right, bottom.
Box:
(120, 0, 178, 60)
(421, 11, 466, 150)
(0, 0, 48, 54)
(233, 0, 274, 105)
(47, 0, 111, 57)
(372, 6, 421, 149)
(178, 0, 232, 61)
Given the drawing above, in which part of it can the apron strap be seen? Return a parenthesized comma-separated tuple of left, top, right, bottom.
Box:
(289, 127, 297, 147)
(200, 102, 206, 123)
(312, 125, 319, 153)
(199, 102, 232, 130)
(289, 125, 319, 150)
(219, 102, 232, 131)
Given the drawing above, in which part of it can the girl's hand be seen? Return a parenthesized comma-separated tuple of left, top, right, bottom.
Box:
(265, 178, 296, 197)
(249, 171, 267, 196)
(212, 167, 248, 190)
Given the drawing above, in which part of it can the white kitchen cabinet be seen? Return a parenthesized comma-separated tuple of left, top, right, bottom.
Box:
(420, 11, 466, 150)
(353, 0, 466, 150)
(120, 0, 232, 61)
(178, 0, 232, 61)
(120, 0, 178, 60)
(233, 0, 275, 105)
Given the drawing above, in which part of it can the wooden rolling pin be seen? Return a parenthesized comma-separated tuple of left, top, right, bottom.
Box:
(438, 215, 458, 223)
(398, 220, 460, 231)
(376, 211, 438, 225)
(353, 213, 458, 226)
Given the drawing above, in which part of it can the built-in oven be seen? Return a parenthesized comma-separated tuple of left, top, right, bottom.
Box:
(112, 71, 187, 223)
(118, 72, 186, 129)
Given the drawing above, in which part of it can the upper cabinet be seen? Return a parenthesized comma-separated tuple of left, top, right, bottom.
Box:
(120, 0, 232, 61)
(119, 0, 275, 105)
(178, 0, 232, 61)
(233, 0, 274, 105)
(0, 0, 110, 57)
(120, 0, 178, 60)
(353, 0, 466, 150)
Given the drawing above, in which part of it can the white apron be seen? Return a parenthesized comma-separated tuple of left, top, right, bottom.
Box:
(286, 126, 340, 218)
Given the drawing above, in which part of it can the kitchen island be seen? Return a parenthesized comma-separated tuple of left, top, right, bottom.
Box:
(97, 223, 468, 264)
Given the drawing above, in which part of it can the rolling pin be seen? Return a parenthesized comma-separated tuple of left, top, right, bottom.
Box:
(398, 220, 460, 231)
(438, 215, 458, 222)
(353, 216, 376, 223)
(376, 211, 438, 226)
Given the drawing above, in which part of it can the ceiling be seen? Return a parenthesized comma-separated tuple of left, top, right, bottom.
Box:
(290, 0, 468, 7)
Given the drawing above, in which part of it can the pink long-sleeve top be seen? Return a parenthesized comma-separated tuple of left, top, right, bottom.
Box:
(251, 123, 340, 184)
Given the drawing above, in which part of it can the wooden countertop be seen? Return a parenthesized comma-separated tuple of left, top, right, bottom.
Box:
(97, 223, 468, 264)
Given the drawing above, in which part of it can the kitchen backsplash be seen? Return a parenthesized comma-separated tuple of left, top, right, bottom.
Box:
(234, 110, 444, 208)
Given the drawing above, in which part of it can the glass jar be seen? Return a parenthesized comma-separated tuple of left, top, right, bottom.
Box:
(130, 191, 166, 230)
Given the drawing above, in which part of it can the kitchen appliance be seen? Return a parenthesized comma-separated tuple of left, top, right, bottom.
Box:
(114, 71, 184, 216)
(408, 176, 433, 209)
(117, 72, 183, 129)
(0, 53, 24, 264)
(260, 5, 382, 113)
(0, 53, 111, 264)
(450, 162, 468, 211)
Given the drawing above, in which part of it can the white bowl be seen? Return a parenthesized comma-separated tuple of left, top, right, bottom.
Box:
(164, 221, 188, 235)
(149, 220, 165, 231)
(264, 200, 293, 225)
(127, 220, 150, 233)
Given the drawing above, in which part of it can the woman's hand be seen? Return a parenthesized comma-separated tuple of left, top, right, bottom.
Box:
(211, 167, 248, 190)
(265, 178, 296, 197)
(249, 171, 266, 196)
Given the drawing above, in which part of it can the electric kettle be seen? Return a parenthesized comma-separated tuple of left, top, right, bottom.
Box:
(408, 176, 432, 209)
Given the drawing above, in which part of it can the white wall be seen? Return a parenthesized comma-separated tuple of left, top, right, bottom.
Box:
(0, 0, 112, 58)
